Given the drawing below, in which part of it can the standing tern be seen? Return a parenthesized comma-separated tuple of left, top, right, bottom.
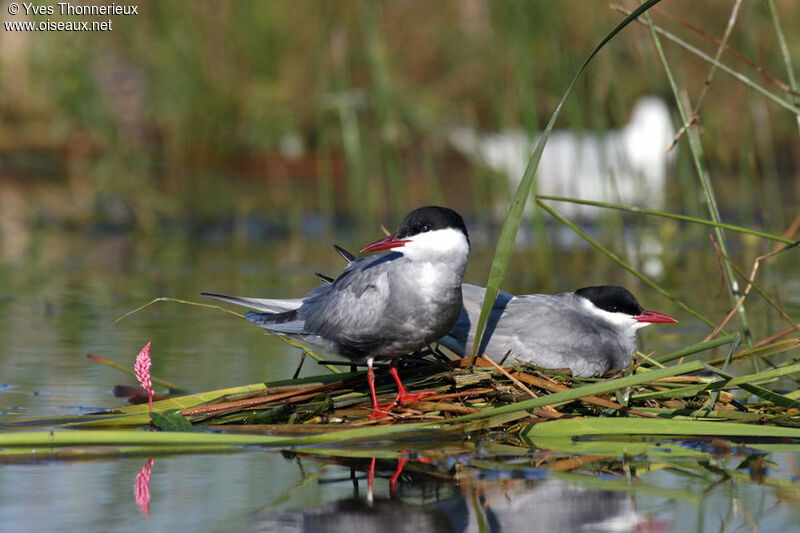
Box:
(440, 283, 677, 377)
(203, 205, 470, 418)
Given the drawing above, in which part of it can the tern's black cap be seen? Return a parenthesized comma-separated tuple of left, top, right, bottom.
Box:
(575, 285, 643, 316)
(396, 206, 469, 243)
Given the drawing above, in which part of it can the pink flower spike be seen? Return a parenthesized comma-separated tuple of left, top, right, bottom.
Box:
(134, 458, 154, 517)
(134, 341, 154, 415)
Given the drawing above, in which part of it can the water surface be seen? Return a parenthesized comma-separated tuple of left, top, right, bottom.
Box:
(1, 227, 798, 532)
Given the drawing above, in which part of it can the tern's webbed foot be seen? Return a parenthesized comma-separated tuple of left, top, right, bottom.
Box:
(391, 390, 435, 406)
(368, 405, 394, 420)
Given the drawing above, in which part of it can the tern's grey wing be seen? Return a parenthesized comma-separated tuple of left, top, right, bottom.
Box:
(201, 292, 304, 313)
(243, 281, 336, 336)
(299, 253, 405, 352)
(439, 283, 515, 355)
(243, 253, 404, 351)
(247, 249, 465, 361)
(480, 292, 636, 377)
(245, 309, 309, 334)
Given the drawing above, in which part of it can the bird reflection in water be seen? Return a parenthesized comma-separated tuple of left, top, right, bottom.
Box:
(241, 454, 668, 533)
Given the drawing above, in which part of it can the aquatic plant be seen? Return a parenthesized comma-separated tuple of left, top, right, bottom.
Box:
(134, 342, 154, 416)
(134, 458, 154, 517)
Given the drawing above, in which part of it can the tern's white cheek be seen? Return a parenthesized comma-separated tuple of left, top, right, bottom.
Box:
(580, 299, 641, 330)
(401, 228, 470, 260)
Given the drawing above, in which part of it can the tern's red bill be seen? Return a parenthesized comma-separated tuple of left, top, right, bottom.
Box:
(633, 310, 678, 324)
(361, 234, 410, 253)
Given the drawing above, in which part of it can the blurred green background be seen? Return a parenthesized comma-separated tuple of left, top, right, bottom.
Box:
(1, 0, 797, 245)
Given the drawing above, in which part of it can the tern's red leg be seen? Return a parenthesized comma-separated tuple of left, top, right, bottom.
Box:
(366, 358, 390, 420)
(389, 360, 435, 406)
(389, 457, 408, 497)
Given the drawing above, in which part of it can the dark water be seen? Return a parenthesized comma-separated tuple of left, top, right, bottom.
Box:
(1, 228, 799, 532)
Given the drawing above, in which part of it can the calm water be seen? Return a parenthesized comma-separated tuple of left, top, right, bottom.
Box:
(1, 226, 799, 532)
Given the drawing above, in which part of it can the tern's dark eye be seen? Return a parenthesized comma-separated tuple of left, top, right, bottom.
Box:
(421, 224, 430, 232)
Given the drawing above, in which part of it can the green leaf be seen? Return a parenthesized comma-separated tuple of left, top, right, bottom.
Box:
(116, 383, 268, 414)
(62, 383, 271, 428)
(524, 418, 800, 439)
(151, 410, 195, 432)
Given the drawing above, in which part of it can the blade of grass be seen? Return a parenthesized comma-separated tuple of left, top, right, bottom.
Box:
(701, 335, 740, 413)
(110, 297, 245, 326)
(611, 4, 800, 115)
(0, 429, 294, 448)
(467, 0, 665, 368)
(706, 362, 800, 389)
(705, 338, 800, 367)
(535, 196, 798, 245)
(110, 297, 340, 373)
(720, 247, 800, 337)
(703, 364, 800, 409)
(0, 444, 245, 461)
(86, 353, 187, 392)
(737, 384, 800, 410)
(656, 334, 739, 364)
(766, 0, 800, 134)
(626, 361, 800, 402)
(535, 198, 716, 328)
(632, 384, 711, 401)
(629, 407, 768, 422)
(650, 6, 800, 98)
(525, 417, 800, 439)
(675, 0, 743, 150)
(642, 4, 753, 347)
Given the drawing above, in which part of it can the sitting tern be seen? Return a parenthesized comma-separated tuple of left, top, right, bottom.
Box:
(440, 283, 677, 377)
(203, 206, 470, 418)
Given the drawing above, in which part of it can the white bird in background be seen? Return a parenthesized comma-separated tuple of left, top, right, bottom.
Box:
(448, 97, 676, 219)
